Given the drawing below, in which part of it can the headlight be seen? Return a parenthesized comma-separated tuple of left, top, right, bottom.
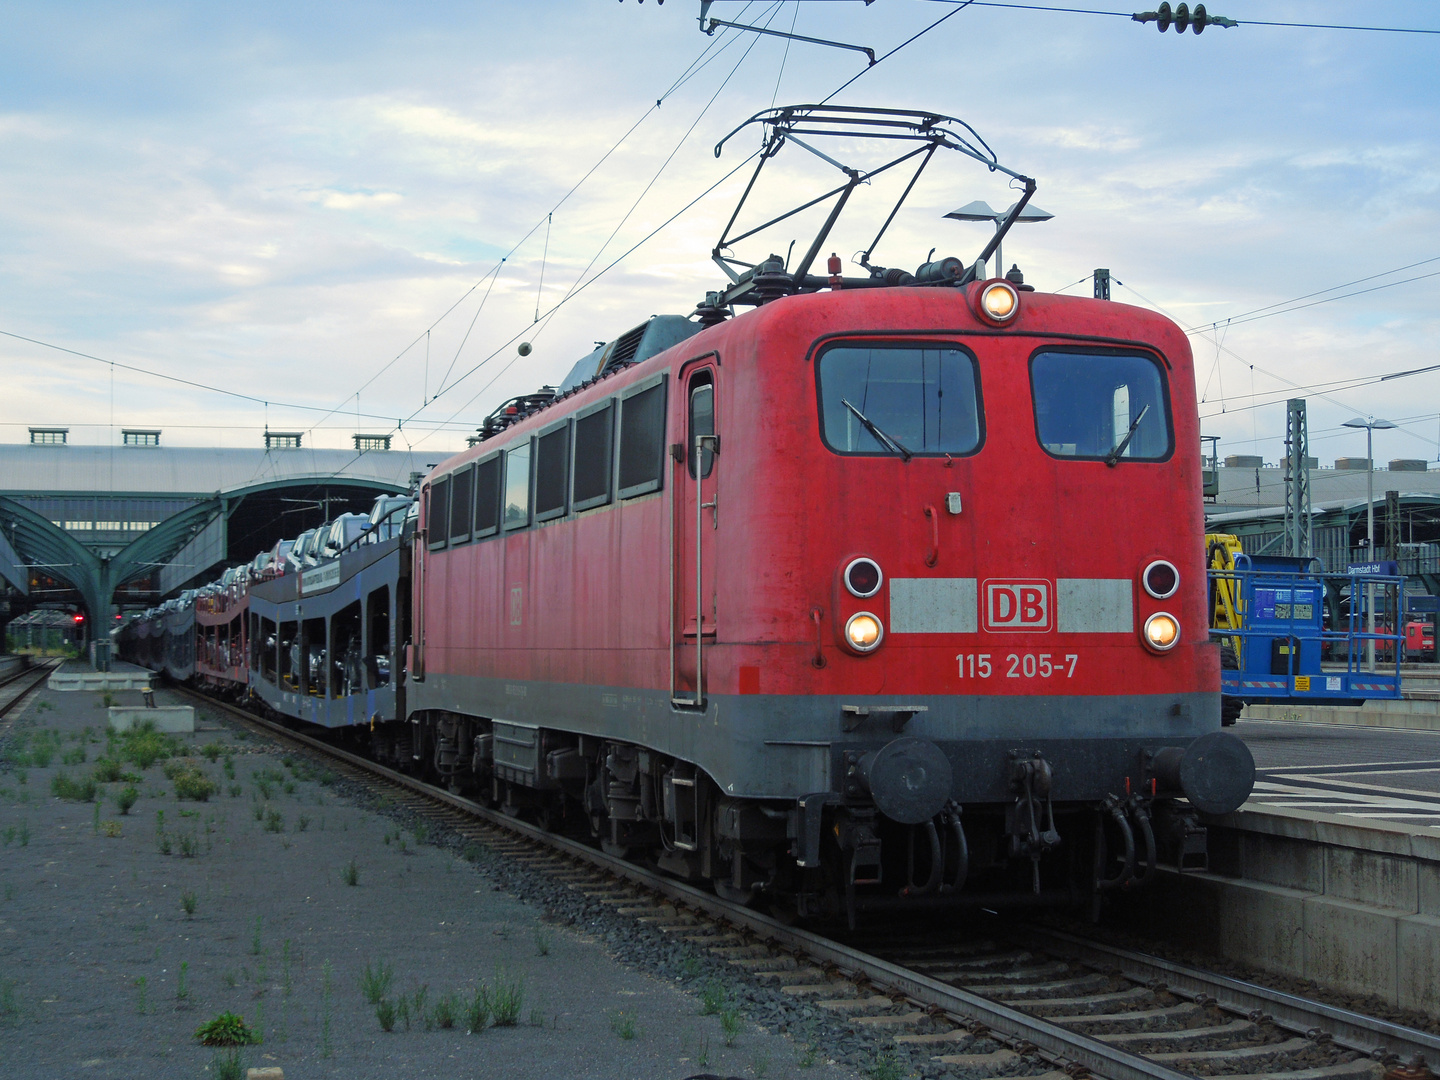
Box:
(845, 612, 884, 653)
(1143, 559, 1179, 600)
(844, 557, 883, 598)
(978, 280, 1020, 323)
(1143, 612, 1180, 653)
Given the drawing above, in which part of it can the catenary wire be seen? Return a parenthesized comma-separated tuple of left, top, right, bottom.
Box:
(923, 1, 1440, 34)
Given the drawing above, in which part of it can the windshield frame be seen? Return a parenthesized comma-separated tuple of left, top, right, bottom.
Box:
(1027, 344, 1175, 465)
(812, 338, 986, 460)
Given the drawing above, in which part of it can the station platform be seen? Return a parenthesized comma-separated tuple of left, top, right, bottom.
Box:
(0, 655, 27, 680)
(1236, 717, 1440, 828)
(45, 658, 154, 692)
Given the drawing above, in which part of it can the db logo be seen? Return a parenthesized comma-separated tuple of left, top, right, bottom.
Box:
(982, 579, 1053, 633)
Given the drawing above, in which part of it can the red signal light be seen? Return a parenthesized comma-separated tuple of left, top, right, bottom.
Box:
(73, 614, 84, 624)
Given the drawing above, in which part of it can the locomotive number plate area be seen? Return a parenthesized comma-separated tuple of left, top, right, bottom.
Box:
(957, 652, 1078, 680)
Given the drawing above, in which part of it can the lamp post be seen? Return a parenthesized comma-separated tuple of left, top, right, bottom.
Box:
(1343, 415, 1397, 671)
(945, 199, 1053, 280)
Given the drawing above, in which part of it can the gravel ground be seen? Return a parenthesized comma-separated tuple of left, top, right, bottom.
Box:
(0, 683, 885, 1080)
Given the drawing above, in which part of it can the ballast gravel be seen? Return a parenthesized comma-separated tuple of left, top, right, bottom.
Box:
(0, 683, 896, 1080)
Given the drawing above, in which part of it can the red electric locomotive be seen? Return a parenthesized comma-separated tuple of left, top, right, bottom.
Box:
(115, 107, 1253, 922)
(400, 107, 1254, 921)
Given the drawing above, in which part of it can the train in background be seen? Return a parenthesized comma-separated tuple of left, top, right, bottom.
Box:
(117, 104, 1256, 924)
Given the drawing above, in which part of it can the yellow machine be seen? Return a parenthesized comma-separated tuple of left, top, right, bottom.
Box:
(1206, 533, 1244, 667)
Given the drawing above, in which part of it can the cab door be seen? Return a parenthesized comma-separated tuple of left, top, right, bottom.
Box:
(673, 365, 719, 707)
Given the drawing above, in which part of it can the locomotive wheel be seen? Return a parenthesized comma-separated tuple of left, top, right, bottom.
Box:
(714, 881, 759, 907)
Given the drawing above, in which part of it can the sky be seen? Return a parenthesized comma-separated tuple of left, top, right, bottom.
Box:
(0, 1, 1436, 469)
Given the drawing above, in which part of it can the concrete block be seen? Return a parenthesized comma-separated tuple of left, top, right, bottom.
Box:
(1397, 914, 1440, 1014)
(1420, 863, 1440, 917)
(1240, 832, 1323, 892)
(1303, 895, 1397, 1003)
(246, 1069, 285, 1080)
(108, 706, 194, 733)
(1218, 879, 1308, 979)
(1323, 847, 1417, 911)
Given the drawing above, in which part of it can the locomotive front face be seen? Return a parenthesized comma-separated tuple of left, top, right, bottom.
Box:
(691, 285, 1252, 895)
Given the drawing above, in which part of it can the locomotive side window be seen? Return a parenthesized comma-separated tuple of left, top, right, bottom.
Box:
(571, 400, 614, 511)
(816, 344, 982, 457)
(426, 476, 450, 551)
(449, 463, 474, 545)
(689, 376, 715, 479)
(1030, 350, 1171, 461)
(503, 440, 532, 529)
(617, 374, 668, 498)
(473, 454, 501, 538)
(534, 420, 571, 522)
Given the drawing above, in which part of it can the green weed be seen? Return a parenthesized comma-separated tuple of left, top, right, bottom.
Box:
(61, 745, 86, 766)
(101, 819, 122, 838)
(200, 743, 224, 762)
(430, 991, 459, 1030)
(17, 822, 28, 847)
(50, 772, 97, 802)
(228, 783, 242, 798)
(115, 784, 138, 814)
(177, 960, 190, 1001)
(181, 889, 197, 917)
(92, 757, 122, 783)
(680, 955, 703, 980)
(296, 814, 309, 832)
(341, 859, 359, 886)
(209, 1049, 244, 1080)
(868, 1053, 904, 1080)
(610, 1009, 638, 1040)
(463, 985, 490, 1033)
(720, 1006, 742, 1046)
(135, 975, 148, 1015)
(489, 968, 525, 1027)
(700, 979, 727, 1016)
(321, 960, 334, 1058)
(375, 997, 397, 1032)
(195, 1010, 259, 1046)
(222, 756, 235, 779)
(798, 1043, 820, 1068)
(533, 926, 551, 956)
(173, 768, 216, 801)
(251, 915, 263, 956)
(262, 807, 284, 833)
(2, 826, 12, 846)
(359, 959, 393, 1005)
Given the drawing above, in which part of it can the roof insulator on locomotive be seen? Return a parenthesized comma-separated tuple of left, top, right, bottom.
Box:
(1005, 264, 1036, 292)
(915, 256, 965, 285)
(749, 254, 798, 303)
(693, 291, 732, 326)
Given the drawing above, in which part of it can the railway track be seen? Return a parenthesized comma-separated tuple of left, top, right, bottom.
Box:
(177, 686, 1439, 1080)
(0, 658, 60, 731)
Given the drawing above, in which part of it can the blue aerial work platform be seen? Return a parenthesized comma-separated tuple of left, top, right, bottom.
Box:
(1207, 551, 1403, 720)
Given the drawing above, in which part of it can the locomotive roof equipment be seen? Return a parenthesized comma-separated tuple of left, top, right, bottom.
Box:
(699, 104, 1038, 317)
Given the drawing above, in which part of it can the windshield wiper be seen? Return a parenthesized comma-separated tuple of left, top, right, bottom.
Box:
(841, 399, 913, 462)
(1104, 403, 1151, 467)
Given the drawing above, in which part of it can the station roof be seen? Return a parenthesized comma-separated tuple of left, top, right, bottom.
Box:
(1210, 463, 1440, 516)
(0, 443, 445, 497)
